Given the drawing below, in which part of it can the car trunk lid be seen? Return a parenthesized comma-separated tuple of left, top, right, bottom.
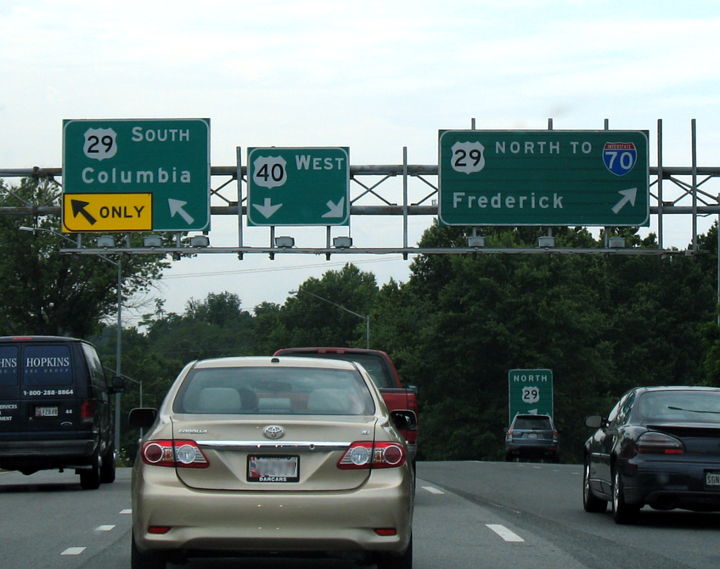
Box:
(172, 415, 377, 491)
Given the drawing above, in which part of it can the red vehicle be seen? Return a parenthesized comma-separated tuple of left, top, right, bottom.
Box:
(273, 347, 419, 462)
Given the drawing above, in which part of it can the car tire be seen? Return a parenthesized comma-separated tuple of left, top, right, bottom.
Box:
(582, 460, 607, 513)
(100, 443, 116, 484)
(376, 535, 412, 569)
(131, 534, 167, 569)
(79, 453, 101, 490)
(612, 468, 639, 524)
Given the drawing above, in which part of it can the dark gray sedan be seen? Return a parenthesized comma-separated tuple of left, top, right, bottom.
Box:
(583, 385, 720, 523)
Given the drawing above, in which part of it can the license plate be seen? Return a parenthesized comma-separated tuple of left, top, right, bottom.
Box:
(35, 406, 58, 417)
(527, 433, 538, 439)
(248, 455, 299, 483)
(706, 471, 720, 486)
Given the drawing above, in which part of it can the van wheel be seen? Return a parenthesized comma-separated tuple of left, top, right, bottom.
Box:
(100, 444, 116, 484)
(80, 454, 101, 490)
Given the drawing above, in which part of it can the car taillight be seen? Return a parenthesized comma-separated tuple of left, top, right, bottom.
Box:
(636, 432, 685, 455)
(338, 442, 406, 469)
(80, 400, 96, 419)
(505, 429, 514, 441)
(140, 440, 209, 468)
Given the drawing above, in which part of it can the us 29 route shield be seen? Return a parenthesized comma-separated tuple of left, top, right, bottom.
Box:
(438, 130, 649, 227)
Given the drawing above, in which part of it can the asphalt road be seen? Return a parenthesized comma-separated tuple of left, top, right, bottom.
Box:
(2, 462, 719, 569)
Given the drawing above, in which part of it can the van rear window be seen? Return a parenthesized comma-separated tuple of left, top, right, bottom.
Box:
(22, 346, 73, 386)
(0, 346, 18, 386)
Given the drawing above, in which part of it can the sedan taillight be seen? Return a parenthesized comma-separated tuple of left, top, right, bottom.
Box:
(141, 440, 209, 468)
(636, 431, 685, 455)
(338, 442, 406, 469)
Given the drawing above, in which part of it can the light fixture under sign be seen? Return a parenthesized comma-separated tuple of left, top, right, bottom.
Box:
(275, 236, 295, 248)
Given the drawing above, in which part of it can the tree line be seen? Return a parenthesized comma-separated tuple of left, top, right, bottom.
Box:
(2, 178, 719, 463)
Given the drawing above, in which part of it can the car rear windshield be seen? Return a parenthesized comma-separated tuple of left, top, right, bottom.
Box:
(284, 352, 394, 388)
(636, 391, 720, 424)
(513, 416, 552, 430)
(174, 366, 376, 416)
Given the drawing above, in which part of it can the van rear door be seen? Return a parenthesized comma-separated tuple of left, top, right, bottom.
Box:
(0, 345, 21, 432)
(19, 343, 81, 434)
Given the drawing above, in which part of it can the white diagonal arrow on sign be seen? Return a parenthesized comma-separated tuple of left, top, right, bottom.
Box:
(322, 197, 345, 218)
(611, 187, 637, 214)
(168, 199, 194, 225)
(253, 198, 283, 219)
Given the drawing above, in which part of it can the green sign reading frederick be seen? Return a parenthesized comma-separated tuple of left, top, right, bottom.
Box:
(508, 368, 553, 422)
(247, 147, 349, 226)
(62, 118, 210, 232)
(439, 130, 649, 227)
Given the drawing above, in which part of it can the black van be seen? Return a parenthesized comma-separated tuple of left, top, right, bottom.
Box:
(0, 336, 120, 489)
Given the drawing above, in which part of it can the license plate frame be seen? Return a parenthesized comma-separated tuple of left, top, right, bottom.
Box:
(248, 455, 299, 483)
(705, 471, 720, 487)
(34, 406, 58, 417)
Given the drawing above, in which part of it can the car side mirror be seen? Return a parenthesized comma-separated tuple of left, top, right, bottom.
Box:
(585, 415, 605, 429)
(129, 407, 158, 429)
(390, 409, 418, 431)
(110, 375, 125, 394)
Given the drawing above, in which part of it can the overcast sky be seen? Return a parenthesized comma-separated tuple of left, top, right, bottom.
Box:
(2, 0, 719, 321)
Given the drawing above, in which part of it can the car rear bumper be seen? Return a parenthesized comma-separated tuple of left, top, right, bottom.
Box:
(621, 458, 720, 510)
(0, 438, 98, 470)
(133, 466, 413, 556)
(505, 441, 558, 458)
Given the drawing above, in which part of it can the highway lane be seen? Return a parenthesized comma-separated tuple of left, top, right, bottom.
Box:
(419, 460, 720, 569)
(2, 462, 720, 568)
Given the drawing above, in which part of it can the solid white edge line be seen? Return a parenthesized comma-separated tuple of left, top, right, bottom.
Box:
(486, 524, 525, 542)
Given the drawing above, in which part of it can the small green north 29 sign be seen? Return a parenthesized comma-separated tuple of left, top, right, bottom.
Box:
(508, 369, 553, 422)
(247, 147, 349, 226)
(438, 130, 649, 227)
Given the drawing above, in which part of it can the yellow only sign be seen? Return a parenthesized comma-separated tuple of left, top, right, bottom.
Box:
(62, 193, 152, 232)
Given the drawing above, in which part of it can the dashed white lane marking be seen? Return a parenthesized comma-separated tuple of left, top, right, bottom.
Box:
(486, 524, 525, 542)
(422, 486, 445, 495)
(61, 547, 87, 556)
(95, 525, 116, 532)
(120, 509, 132, 515)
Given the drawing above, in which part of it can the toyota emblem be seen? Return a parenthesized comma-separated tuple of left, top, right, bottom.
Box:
(263, 425, 285, 440)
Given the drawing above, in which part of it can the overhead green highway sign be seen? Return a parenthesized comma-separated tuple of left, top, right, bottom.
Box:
(438, 130, 649, 227)
(247, 147, 349, 226)
(62, 118, 210, 232)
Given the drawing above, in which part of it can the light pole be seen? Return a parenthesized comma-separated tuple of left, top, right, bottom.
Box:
(290, 289, 370, 348)
(19, 226, 123, 452)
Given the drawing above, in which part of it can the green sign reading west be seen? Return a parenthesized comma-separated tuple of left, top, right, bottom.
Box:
(63, 118, 210, 232)
(247, 147, 349, 226)
(439, 130, 649, 227)
(508, 369, 554, 422)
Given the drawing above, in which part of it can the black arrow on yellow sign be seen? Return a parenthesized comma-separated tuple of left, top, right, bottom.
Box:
(71, 199, 97, 225)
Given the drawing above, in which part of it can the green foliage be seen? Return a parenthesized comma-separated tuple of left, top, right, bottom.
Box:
(0, 178, 168, 337)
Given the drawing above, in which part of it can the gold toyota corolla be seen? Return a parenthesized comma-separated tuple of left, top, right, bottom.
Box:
(129, 356, 415, 569)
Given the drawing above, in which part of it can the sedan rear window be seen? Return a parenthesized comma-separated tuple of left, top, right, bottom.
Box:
(636, 391, 720, 424)
(174, 366, 376, 416)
